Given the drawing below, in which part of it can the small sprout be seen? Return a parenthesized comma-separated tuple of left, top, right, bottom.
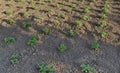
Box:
(91, 41, 100, 50)
(71, 4, 77, 8)
(98, 21, 107, 27)
(81, 15, 89, 20)
(41, 27, 49, 35)
(21, 12, 29, 17)
(66, 30, 75, 37)
(46, 9, 53, 13)
(4, 37, 15, 43)
(37, 63, 53, 73)
(83, 6, 90, 13)
(28, 0, 33, 4)
(74, 20, 83, 27)
(4, 10, 13, 15)
(58, 14, 66, 19)
(21, 22, 32, 28)
(53, 3, 59, 7)
(6, 19, 15, 25)
(65, 8, 72, 12)
(53, 20, 60, 25)
(102, 7, 109, 13)
(27, 36, 37, 46)
(14, 0, 23, 2)
(10, 54, 19, 64)
(58, 44, 66, 53)
(31, 6, 38, 10)
(34, 15, 42, 19)
(99, 13, 107, 19)
(80, 64, 96, 73)
(98, 31, 106, 38)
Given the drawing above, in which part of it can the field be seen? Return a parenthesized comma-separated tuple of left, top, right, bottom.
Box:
(0, 0, 120, 73)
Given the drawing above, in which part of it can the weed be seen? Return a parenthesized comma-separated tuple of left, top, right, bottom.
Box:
(58, 44, 66, 53)
(10, 54, 19, 64)
(37, 63, 53, 73)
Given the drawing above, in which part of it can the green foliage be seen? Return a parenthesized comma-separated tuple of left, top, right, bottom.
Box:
(83, 6, 90, 13)
(35, 15, 42, 19)
(41, 27, 49, 35)
(21, 22, 32, 28)
(6, 19, 15, 25)
(14, 0, 23, 2)
(66, 30, 75, 37)
(53, 20, 60, 25)
(31, 6, 38, 10)
(58, 14, 66, 19)
(4, 37, 15, 43)
(98, 31, 106, 38)
(4, 10, 13, 15)
(74, 20, 83, 27)
(91, 41, 100, 50)
(81, 15, 89, 20)
(58, 44, 66, 53)
(99, 13, 107, 19)
(37, 63, 53, 73)
(98, 21, 107, 27)
(21, 12, 29, 17)
(10, 54, 19, 64)
(27, 36, 37, 46)
(80, 64, 96, 73)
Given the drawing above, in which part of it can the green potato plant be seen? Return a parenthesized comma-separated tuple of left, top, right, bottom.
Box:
(4, 37, 15, 43)
(10, 54, 19, 64)
(57, 44, 66, 53)
(91, 41, 100, 50)
(37, 63, 53, 73)
(27, 36, 37, 46)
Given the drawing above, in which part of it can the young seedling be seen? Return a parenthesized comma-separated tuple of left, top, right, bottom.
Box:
(21, 12, 29, 17)
(4, 10, 13, 15)
(83, 6, 90, 13)
(98, 21, 107, 27)
(99, 13, 107, 19)
(37, 63, 53, 73)
(53, 3, 59, 7)
(6, 19, 15, 25)
(53, 20, 60, 25)
(14, 0, 23, 2)
(27, 36, 37, 46)
(74, 20, 83, 27)
(91, 41, 100, 50)
(98, 31, 106, 38)
(34, 15, 42, 19)
(80, 64, 96, 73)
(31, 6, 38, 10)
(57, 44, 66, 53)
(4, 37, 15, 43)
(10, 54, 19, 64)
(66, 30, 75, 37)
(41, 27, 49, 35)
(58, 14, 66, 19)
(81, 15, 89, 20)
(21, 22, 32, 28)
